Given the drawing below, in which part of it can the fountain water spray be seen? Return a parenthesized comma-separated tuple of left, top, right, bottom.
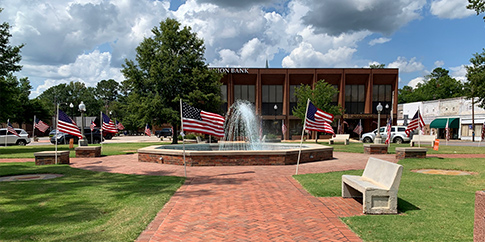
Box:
(219, 100, 263, 150)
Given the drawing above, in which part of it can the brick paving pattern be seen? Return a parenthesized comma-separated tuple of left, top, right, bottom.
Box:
(4, 151, 484, 241)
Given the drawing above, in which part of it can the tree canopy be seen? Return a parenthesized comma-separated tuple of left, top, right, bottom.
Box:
(121, 18, 222, 143)
(466, 49, 485, 108)
(0, 8, 49, 124)
(467, 0, 485, 21)
(398, 67, 466, 103)
(292, 80, 342, 123)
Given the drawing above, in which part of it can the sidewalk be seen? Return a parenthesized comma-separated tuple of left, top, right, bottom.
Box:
(68, 152, 400, 241)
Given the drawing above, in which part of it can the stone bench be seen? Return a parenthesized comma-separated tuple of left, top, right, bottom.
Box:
(34, 151, 70, 165)
(329, 134, 350, 145)
(410, 135, 436, 147)
(342, 157, 403, 214)
(75, 146, 102, 158)
(363, 144, 388, 154)
(395, 147, 427, 160)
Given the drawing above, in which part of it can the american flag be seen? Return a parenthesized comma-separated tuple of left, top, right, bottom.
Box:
(323, 121, 335, 135)
(405, 110, 425, 137)
(102, 113, 118, 133)
(116, 120, 125, 130)
(145, 124, 151, 136)
(7, 120, 20, 137)
(182, 102, 225, 137)
(282, 120, 287, 135)
(353, 120, 363, 135)
(90, 121, 96, 132)
(34, 118, 49, 133)
(445, 119, 450, 141)
(385, 117, 392, 145)
(304, 101, 334, 133)
(58, 110, 82, 138)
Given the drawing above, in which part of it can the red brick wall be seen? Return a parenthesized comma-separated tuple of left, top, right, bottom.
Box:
(138, 149, 332, 166)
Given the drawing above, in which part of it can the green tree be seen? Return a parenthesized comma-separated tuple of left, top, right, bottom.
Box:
(0, 8, 26, 122)
(370, 63, 385, 68)
(398, 68, 465, 103)
(37, 81, 101, 118)
(467, 0, 485, 20)
(466, 49, 485, 108)
(292, 80, 342, 141)
(121, 18, 222, 143)
(96, 79, 120, 113)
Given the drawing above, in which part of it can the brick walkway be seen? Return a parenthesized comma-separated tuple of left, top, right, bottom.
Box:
(65, 152, 401, 242)
(4, 152, 484, 241)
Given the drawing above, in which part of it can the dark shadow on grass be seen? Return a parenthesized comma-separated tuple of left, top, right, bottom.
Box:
(398, 198, 420, 213)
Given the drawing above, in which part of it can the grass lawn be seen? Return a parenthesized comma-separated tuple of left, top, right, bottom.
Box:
(0, 162, 184, 242)
(294, 157, 485, 241)
(325, 142, 485, 154)
(0, 142, 167, 159)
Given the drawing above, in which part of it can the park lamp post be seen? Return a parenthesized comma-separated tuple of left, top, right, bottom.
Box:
(374, 102, 383, 144)
(78, 101, 88, 146)
(69, 103, 74, 117)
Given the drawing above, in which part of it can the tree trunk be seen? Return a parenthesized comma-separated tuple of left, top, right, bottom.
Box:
(172, 124, 178, 144)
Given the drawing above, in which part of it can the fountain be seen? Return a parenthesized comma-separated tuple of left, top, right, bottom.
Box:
(138, 101, 333, 166)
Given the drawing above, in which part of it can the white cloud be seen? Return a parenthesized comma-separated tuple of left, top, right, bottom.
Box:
(388, 57, 424, 73)
(29, 50, 123, 98)
(282, 42, 357, 67)
(434, 60, 444, 67)
(408, 77, 425, 88)
(430, 0, 475, 19)
(450, 65, 467, 83)
(301, 0, 426, 35)
(369, 37, 391, 46)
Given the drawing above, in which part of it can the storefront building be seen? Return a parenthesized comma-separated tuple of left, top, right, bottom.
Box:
(398, 97, 485, 140)
(212, 68, 399, 140)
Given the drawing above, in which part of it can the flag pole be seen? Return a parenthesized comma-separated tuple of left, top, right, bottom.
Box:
(296, 99, 310, 175)
(359, 119, 362, 141)
(5, 119, 8, 147)
(55, 104, 59, 164)
(418, 108, 421, 147)
(100, 111, 103, 154)
(33, 115, 36, 142)
(180, 99, 187, 178)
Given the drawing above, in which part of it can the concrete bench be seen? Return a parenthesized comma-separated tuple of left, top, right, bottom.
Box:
(395, 147, 427, 160)
(75, 146, 101, 158)
(410, 135, 436, 147)
(329, 134, 350, 145)
(342, 157, 403, 214)
(363, 144, 388, 154)
(34, 151, 70, 165)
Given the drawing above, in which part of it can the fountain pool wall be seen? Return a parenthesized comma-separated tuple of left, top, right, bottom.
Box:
(138, 143, 333, 166)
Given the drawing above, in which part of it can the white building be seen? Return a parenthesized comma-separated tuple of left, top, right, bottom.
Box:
(398, 97, 485, 140)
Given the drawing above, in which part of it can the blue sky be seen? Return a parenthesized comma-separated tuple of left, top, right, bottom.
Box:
(1, 0, 484, 98)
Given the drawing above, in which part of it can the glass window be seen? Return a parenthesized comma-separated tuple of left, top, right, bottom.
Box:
(290, 85, 298, 102)
(262, 85, 283, 115)
(398, 127, 406, 132)
(0, 130, 6, 135)
(345, 85, 365, 114)
(220, 85, 227, 103)
(234, 85, 255, 103)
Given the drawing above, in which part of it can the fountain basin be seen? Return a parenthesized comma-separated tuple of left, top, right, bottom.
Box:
(138, 143, 333, 166)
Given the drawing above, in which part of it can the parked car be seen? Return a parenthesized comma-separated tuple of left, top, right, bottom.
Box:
(50, 128, 102, 144)
(0, 128, 31, 146)
(361, 126, 411, 144)
(155, 128, 172, 138)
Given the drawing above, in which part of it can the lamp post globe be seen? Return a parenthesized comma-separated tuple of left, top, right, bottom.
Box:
(375, 102, 383, 144)
(78, 101, 88, 146)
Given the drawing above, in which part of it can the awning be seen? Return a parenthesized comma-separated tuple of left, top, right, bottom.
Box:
(429, 118, 460, 129)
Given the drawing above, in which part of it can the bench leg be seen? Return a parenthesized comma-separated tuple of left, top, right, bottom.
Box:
(363, 191, 398, 214)
(342, 182, 362, 198)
